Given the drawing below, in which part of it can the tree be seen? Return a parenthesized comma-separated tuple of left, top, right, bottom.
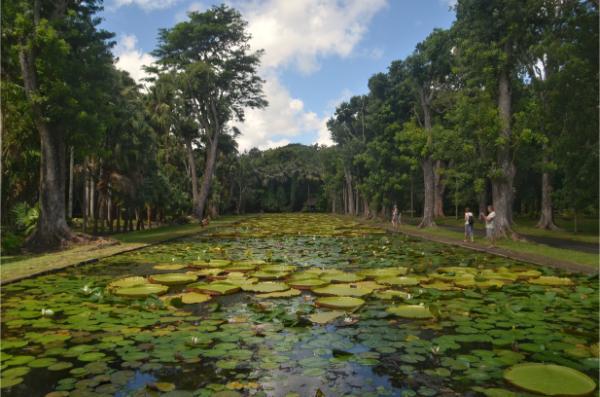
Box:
(5, 0, 115, 250)
(404, 29, 453, 227)
(150, 4, 267, 219)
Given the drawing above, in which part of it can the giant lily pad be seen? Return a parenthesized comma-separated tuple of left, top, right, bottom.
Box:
(149, 273, 197, 285)
(256, 289, 302, 299)
(528, 276, 573, 286)
(287, 279, 329, 290)
(224, 263, 257, 272)
(107, 276, 148, 290)
(113, 284, 169, 298)
(321, 272, 365, 283)
(251, 270, 290, 280)
(153, 264, 185, 271)
(358, 267, 408, 279)
(241, 282, 289, 293)
(180, 292, 211, 304)
(315, 296, 365, 310)
(376, 276, 419, 286)
(188, 282, 240, 295)
(503, 363, 596, 396)
(308, 310, 345, 324)
(386, 305, 434, 319)
(312, 283, 372, 297)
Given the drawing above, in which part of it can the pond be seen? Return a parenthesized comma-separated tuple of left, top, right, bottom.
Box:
(1, 214, 598, 397)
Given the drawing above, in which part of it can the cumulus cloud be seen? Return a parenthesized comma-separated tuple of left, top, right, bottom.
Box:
(114, 34, 156, 84)
(111, 0, 182, 11)
(233, 0, 387, 150)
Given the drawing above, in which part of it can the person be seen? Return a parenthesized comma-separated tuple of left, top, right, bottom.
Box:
(483, 205, 496, 247)
(391, 205, 400, 230)
(464, 207, 474, 243)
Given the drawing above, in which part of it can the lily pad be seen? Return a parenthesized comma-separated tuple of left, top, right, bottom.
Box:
(308, 310, 345, 324)
(256, 288, 302, 299)
(386, 305, 434, 319)
(358, 267, 408, 279)
(528, 276, 573, 286)
(375, 276, 419, 286)
(153, 264, 185, 271)
(107, 276, 148, 290)
(321, 272, 365, 283)
(287, 279, 329, 290)
(113, 284, 169, 298)
(149, 273, 198, 285)
(241, 282, 289, 293)
(373, 289, 411, 300)
(180, 292, 212, 304)
(312, 283, 372, 297)
(188, 282, 240, 295)
(503, 363, 596, 396)
(315, 296, 365, 310)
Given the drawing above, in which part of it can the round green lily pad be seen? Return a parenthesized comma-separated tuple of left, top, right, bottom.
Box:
(375, 276, 419, 286)
(315, 296, 365, 310)
(153, 264, 185, 271)
(3, 366, 30, 378)
(287, 279, 329, 290)
(528, 276, 573, 286)
(256, 288, 302, 299)
(241, 282, 289, 293)
(224, 263, 257, 272)
(78, 352, 106, 362)
(180, 292, 211, 304)
(358, 267, 408, 279)
(48, 361, 74, 371)
(321, 272, 365, 283)
(504, 363, 596, 396)
(149, 273, 197, 285)
(108, 276, 148, 290)
(113, 284, 169, 298)
(28, 357, 57, 368)
(308, 310, 345, 324)
(312, 283, 372, 297)
(188, 282, 240, 295)
(251, 270, 290, 280)
(0, 377, 23, 388)
(386, 305, 434, 319)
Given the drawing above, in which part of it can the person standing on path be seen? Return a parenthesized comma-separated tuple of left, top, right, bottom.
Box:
(464, 207, 474, 243)
(391, 205, 400, 230)
(482, 205, 496, 247)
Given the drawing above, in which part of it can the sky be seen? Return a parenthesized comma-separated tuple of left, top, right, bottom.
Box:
(101, 0, 456, 151)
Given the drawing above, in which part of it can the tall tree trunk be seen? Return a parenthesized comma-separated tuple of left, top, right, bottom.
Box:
(363, 196, 370, 218)
(68, 146, 74, 220)
(536, 158, 558, 229)
(342, 186, 347, 214)
(185, 138, 200, 217)
(196, 122, 220, 219)
(419, 158, 436, 228)
(83, 159, 89, 233)
(344, 169, 354, 215)
(433, 160, 446, 218)
(355, 187, 359, 216)
(331, 193, 337, 214)
(492, 68, 516, 238)
(147, 205, 152, 229)
(418, 89, 436, 228)
(116, 207, 121, 233)
(19, 26, 76, 250)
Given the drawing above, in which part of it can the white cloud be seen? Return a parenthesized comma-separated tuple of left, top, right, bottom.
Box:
(110, 0, 181, 11)
(114, 34, 156, 84)
(241, 0, 388, 73)
(234, 74, 329, 151)
(234, 0, 387, 150)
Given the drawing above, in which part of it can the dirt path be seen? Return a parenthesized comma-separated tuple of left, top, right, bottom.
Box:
(362, 219, 598, 275)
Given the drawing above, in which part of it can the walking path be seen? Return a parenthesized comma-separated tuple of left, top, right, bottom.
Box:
(362, 219, 598, 275)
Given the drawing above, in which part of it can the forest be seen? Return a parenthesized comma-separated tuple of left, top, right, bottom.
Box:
(1, 0, 598, 251)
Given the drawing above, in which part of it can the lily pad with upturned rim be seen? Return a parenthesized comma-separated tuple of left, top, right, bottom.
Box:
(308, 310, 345, 324)
(312, 283, 372, 297)
(315, 296, 365, 310)
(287, 279, 329, 290)
(149, 273, 198, 285)
(241, 282, 289, 293)
(256, 288, 302, 299)
(503, 363, 596, 396)
(113, 284, 169, 298)
(386, 305, 434, 319)
(188, 282, 240, 295)
(180, 292, 212, 304)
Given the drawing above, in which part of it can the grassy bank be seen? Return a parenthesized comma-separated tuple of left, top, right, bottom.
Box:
(0, 216, 242, 284)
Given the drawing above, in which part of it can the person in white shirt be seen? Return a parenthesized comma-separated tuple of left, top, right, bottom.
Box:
(484, 205, 496, 247)
(464, 207, 474, 242)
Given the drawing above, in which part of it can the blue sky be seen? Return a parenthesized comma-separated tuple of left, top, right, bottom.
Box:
(101, 0, 456, 151)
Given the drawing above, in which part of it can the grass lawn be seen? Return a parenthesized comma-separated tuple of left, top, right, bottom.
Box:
(0, 216, 243, 284)
(398, 223, 599, 268)
(433, 215, 598, 244)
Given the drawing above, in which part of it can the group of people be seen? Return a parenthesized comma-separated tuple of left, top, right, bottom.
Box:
(463, 205, 496, 247)
(389, 204, 497, 247)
